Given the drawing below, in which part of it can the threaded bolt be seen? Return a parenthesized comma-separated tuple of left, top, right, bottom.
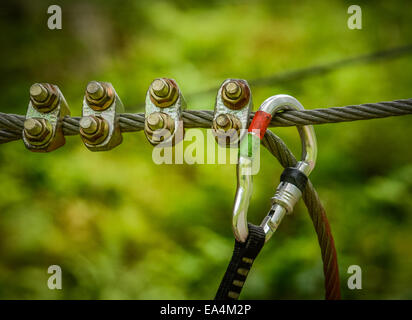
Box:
(216, 114, 232, 130)
(224, 81, 242, 100)
(30, 83, 49, 103)
(147, 113, 164, 130)
(86, 81, 105, 101)
(24, 118, 44, 136)
(151, 79, 169, 98)
(80, 116, 98, 134)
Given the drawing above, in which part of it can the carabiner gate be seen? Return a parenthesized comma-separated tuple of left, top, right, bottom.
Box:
(232, 95, 317, 243)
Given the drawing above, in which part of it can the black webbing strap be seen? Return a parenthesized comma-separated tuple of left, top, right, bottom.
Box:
(215, 223, 266, 300)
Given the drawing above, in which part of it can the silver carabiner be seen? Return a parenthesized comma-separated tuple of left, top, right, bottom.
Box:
(232, 94, 317, 243)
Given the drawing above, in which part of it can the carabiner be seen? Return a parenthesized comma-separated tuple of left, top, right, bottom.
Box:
(232, 94, 317, 243)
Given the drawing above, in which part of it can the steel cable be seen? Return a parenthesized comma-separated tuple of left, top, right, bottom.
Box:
(262, 130, 341, 299)
(1, 98, 411, 144)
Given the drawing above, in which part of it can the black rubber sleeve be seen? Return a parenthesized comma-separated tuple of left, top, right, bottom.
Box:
(280, 167, 308, 192)
(215, 224, 266, 300)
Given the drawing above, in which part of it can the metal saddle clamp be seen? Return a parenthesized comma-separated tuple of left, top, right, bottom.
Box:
(144, 78, 186, 147)
(23, 83, 70, 152)
(232, 94, 318, 243)
(212, 79, 252, 147)
(79, 81, 124, 151)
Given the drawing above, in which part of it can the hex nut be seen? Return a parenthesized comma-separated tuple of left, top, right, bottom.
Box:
(212, 113, 242, 145)
(23, 118, 53, 146)
(149, 78, 179, 108)
(79, 115, 109, 145)
(85, 81, 115, 111)
(144, 112, 175, 144)
(151, 79, 169, 98)
(221, 80, 251, 110)
(29, 83, 60, 113)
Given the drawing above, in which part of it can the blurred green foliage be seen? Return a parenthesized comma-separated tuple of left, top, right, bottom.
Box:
(0, 0, 411, 299)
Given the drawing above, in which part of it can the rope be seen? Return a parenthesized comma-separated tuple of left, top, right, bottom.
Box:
(1, 98, 411, 144)
(262, 130, 341, 299)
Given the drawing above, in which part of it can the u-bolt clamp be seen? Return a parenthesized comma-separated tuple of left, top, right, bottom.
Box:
(212, 79, 252, 147)
(144, 78, 185, 146)
(79, 81, 124, 151)
(23, 83, 70, 152)
(232, 94, 317, 243)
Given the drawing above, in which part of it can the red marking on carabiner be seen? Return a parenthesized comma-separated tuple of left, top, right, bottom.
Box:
(248, 111, 272, 139)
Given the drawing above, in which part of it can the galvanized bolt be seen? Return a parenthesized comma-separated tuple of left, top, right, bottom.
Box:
(144, 112, 176, 144)
(86, 81, 105, 101)
(30, 84, 49, 103)
(79, 115, 109, 145)
(29, 83, 59, 113)
(216, 114, 231, 130)
(79, 116, 98, 134)
(147, 113, 164, 130)
(213, 114, 242, 146)
(221, 80, 250, 110)
(151, 79, 170, 98)
(224, 81, 242, 100)
(149, 78, 179, 108)
(24, 118, 44, 136)
(85, 81, 115, 111)
(23, 118, 53, 146)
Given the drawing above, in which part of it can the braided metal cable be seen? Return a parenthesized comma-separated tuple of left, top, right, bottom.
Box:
(262, 130, 341, 300)
(117, 98, 412, 129)
(1, 98, 411, 144)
